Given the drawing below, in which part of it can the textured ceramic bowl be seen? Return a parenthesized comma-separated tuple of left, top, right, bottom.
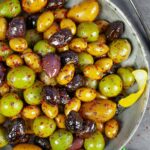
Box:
(2, 0, 150, 150)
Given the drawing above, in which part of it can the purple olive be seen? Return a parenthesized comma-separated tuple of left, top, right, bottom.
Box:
(0, 62, 6, 86)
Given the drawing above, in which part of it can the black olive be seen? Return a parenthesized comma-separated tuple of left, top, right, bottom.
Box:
(65, 111, 83, 133)
(49, 29, 73, 48)
(26, 14, 39, 29)
(7, 17, 26, 39)
(0, 62, 6, 86)
(60, 51, 78, 66)
(34, 137, 51, 150)
(59, 88, 70, 104)
(47, 0, 65, 9)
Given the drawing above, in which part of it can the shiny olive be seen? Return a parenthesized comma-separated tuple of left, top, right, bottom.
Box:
(85, 78, 98, 89)
(47, 0, 65, 9)
(7, 66, 35, 89)
(0, 93, 23, 117)
(117, 67, 135, 89)
(13, 144, 42, 150)
(34, 40, 55, 56)
(0, 17, 7, 40)
(105, 119, 119, 139)
(54, 8, 68, 21)
(55, 114, 66, 129)
(33, 116, 56, 138)
(6, 54, 23, 68)
(50, 129, 73, 150)
(84, 131, 105, 150)
(24, 81, 43, 105)
(0, 113, 6, 124)
(108, 39, 131, 63)
(77, 22, 99, 42)
(99, 74, 123, 97)
(95, 20, 109, 33)
(26, 14, 39, 29)
(0, 127, 8, 148)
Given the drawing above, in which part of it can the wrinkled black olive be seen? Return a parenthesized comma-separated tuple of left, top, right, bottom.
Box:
(47, 0, 65, 9)
(0, 62, 6, 86)
(49, 29, 73, 48)
(60, 51, 78, 66)
(34, 137, 51, 150)
(26, 14, 39, 29)
(105, 21, 124, 42)
(7, 17, 26, 39)
(65, 111, 83, 133)
(66, 74, 85, 92)
(76, 120, 96, 138)
(59, 88, 70, 104)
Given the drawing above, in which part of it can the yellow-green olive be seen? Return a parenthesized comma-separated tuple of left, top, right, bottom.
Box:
(54, 8, 68, 21)
(55, 114, 66, 129)
(56, 64, 75, 85)
(57, 44, 69, 53)
(0, 83, 10, 96)
(87, 42, 109, 57)
(13, 144, 42, 150)
(69, 38, 87, 53)
(60, 19, 76, 35)
(67, 0, 100, 22)
(0, 114, 6, 124)
(43, 23, 60, 40)
(83, 65, 103, 80)
(0, 17, 7, 40)
(96, 92, 108, 100)
(76, 87, 96, 102)
(85, 78, 98, 89)
(9, 38, 28, 52)
(65, 97, 81, 116)
(108, 39, 131, 63)
(42, 101, 58, 119)
(6, 54, 23, 68)
(97, 34, 106, 44)
(95, 58, 113, 73)
(37, 11, 54, 32)
(104, 119, 119, 139)
(22, 105, 40, 120)
(95, 20, 109, 33)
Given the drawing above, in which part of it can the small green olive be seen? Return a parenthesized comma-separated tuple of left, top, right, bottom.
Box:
(85, 78, 98, 89)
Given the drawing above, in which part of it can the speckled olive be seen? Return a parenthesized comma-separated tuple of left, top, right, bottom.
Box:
(104, 119, 119, 139)
(22, 105, 40, 119)
(0, 17, 7, 40)
(80, 99, 117, 123)
(57, 44, 69, 53)
(117, 67, 135, 89)
(24, 81, 43, 105)
(55, 114, 66, 128)
(87, 42, 109, 57)
(77, 22, 99, 42)
(0, 127, 8, 148)
(6, 54, 23, 68)
(44, 23, 60, 40)
(0, 42, 13, 61)
(47, 0, 65, 9)
(69, 38, 87, 53)
(22, 0, 48, 13)
(23, 52, 42, 73)
(85, 78, 98, 89)
(0, 93, 23, 117)
(34, 40, 55, 56)
(60, 18, 76, 35)
(37, 11, 54, 32)
(7, 66, 35, 89)
(42, 101, 58, 119)
(13, 144, 42, 150)
(9, 38, 28, 52)
(84, 131, 105, 150)
(95, 58, 113, 73)
(108, 39, 131, 63)
(0, 83, 9, 96)
(83, 65, 103, 80)
(50, 129, 73, 150)
(33, 116, 56, 138)
(0, 113, 6, 124)
(54, 8, 68, 21)
(65, 97, 81, 116)
(76, 87, 96, 102)
(56, 63, 75, 85)
(99, 74, 123, 97)
(95, 20, 109, 33)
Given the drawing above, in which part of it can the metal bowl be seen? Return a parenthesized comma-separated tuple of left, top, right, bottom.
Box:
(2, 0, 150, 150)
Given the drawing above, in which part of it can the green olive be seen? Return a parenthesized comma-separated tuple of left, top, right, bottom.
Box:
(108, 39, 131, 63)
(85, 78, 98, 89)
(0, 93, 23, 117)
(0, 127, 8, 148)
(24, 81, 43, 105)
(7, 66, 35, 89)
(33, 116, 56, 138)
(77, 22, 99, 42)
(84, 131, 105, 150)
(117, 67, 135, 89)
(99, 74, 123, 97)
(50, 129, 73, 150)
(34, 40, 56, 56)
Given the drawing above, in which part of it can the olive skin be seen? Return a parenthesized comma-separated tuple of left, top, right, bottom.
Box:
(0, 93, 23, 117)
(108, 39, 131, 63)
(55, 114, 66, 129)
(117, 67, 135, 89)
(0, 83, 10, 97)
(33, 116, 56, 138)
(77, 22, 99, 42)
(104, 119, 119, 139)
(47, 0, 65, 9)
(0, 17, 7, 40)
(7, 66, 35, 89)
(95, 20, 109, 33)
(50, 129, 73, 150)
(54, 8, 68, 21)
(99, 74, 123, 97)
(13, 144, 42, 150)
(0, 113, 6, 124)
(0, 127, 8, 148)
(85, 78, 98, 89)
